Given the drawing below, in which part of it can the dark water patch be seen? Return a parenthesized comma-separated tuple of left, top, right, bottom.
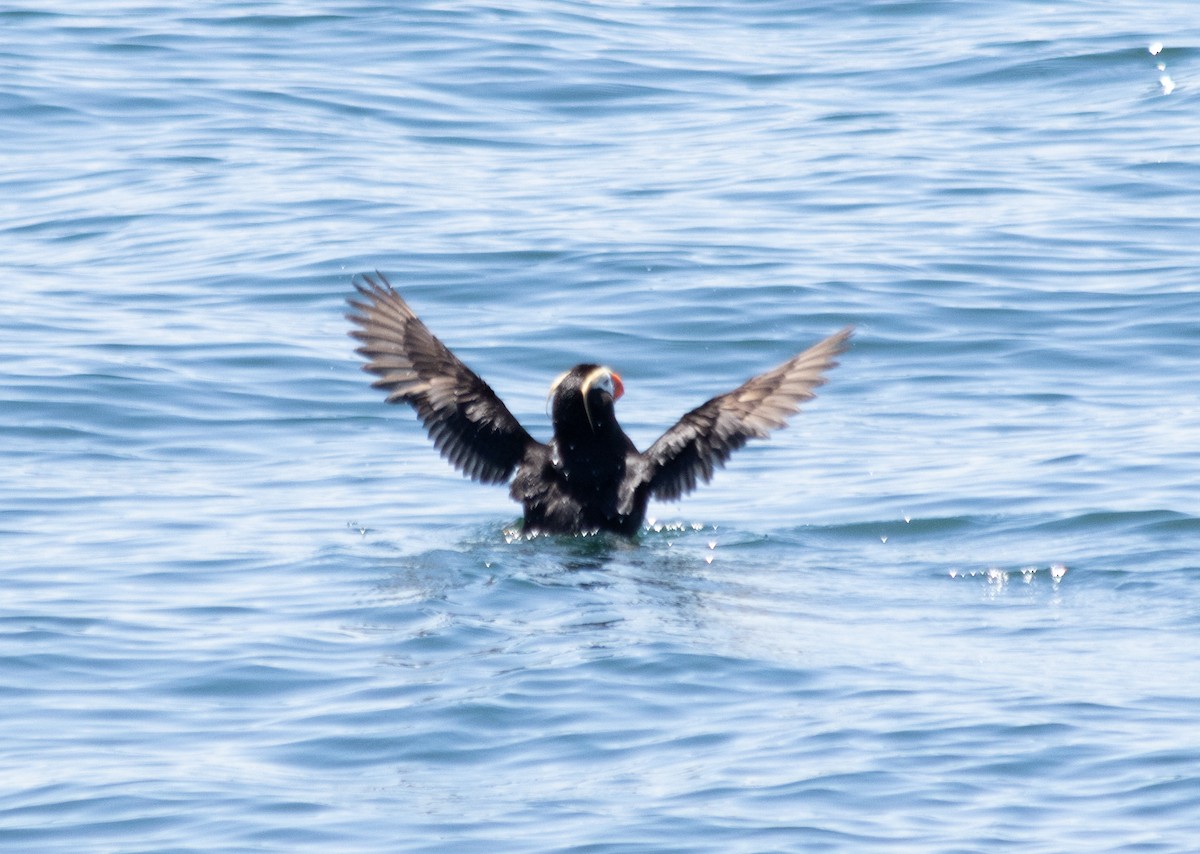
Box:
(193, 13, 353, 30)
(165, 664, 346, 701)
(1027, 509, 1192, 537)
(802, 515, 984, 542)
(964, 45, 1165, 87)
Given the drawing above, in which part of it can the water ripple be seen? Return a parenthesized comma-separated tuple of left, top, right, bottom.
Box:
(4, 1, 1200, 851)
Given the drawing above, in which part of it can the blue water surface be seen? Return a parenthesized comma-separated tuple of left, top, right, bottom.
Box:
(4, 2, 1200, 851)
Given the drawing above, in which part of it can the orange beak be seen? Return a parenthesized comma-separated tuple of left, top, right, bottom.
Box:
(610, 371, 624, 401)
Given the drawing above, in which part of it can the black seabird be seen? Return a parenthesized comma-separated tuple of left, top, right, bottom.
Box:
(347, 273, 851, 536)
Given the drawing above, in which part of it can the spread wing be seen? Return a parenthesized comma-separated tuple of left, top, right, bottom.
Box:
(347, 272, 536, 484)
(642, 326, 853, 501)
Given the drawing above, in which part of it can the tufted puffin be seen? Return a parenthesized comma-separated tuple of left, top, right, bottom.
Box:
(347, 272, 852, 536)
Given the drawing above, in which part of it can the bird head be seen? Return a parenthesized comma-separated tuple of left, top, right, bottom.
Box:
(547, 364, 624, 435)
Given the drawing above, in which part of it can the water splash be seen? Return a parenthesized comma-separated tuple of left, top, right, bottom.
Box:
(949, 564, 1068, 584)
(1149, 41, 1175, 94)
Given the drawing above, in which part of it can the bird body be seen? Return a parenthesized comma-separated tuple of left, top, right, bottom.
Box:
(512, 364, 647, 535)
(347, 273, 850, 536)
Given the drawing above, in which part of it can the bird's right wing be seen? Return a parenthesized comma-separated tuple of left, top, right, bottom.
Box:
(642, 326, 853, 501)
(347, 273, 537, 484)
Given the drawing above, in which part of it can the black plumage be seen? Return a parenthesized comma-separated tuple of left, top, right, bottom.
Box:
(347, 272, 852, 536)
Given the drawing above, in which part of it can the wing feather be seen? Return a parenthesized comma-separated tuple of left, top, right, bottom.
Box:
(643, 326, 853, 501)
(346, 273, 535, 484)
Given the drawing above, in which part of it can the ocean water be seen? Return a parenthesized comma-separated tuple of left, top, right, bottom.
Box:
(4, 1, 1200, 851)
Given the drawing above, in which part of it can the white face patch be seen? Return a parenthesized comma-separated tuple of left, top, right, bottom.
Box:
(583, 367, 615, 398)
(580, 366, 621, 432)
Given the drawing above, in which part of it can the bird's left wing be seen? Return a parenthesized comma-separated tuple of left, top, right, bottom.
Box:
(347, 273, 537, 484)
(641, 326, 853, 501)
